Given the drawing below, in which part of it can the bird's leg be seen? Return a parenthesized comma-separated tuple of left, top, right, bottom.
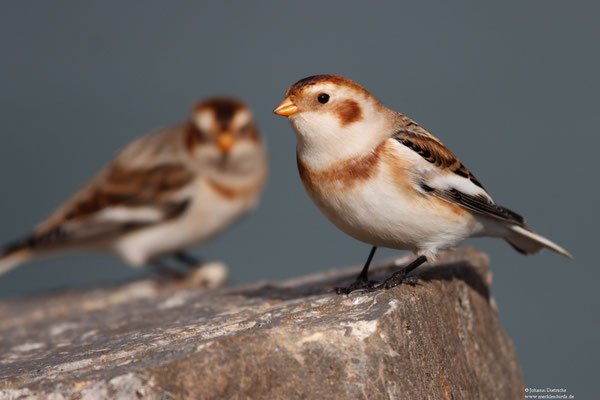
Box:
(336, 246, 379, 294)
(173, 251, 202, 268)
(377, 255, 427, 289)
(149, 259, 186, 279)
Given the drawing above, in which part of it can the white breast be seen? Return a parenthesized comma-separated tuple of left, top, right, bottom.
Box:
(301, 142, 481, 255)
(113, 178, 258, 266)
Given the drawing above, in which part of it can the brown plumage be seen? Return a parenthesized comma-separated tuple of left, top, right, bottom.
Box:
(286, 74, 370, 98)
(0, 97, 268, 276)
(394, 115, 484, 189)
(274, 73, 572, 291)
(334, 99, 363, 126)
(34, 128, 195, 244)
(297, 142, 384, 196)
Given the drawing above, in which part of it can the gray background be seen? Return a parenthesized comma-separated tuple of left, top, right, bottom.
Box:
(0, 0, 597, 396)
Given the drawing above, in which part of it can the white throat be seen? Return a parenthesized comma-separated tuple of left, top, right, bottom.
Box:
(291, 105, 392, 171)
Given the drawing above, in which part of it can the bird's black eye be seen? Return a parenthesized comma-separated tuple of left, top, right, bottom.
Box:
(317, 93, 330, 104)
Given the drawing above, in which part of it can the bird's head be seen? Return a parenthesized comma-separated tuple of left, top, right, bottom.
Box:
(187, 97, 264, 172)
(274, 75, 393, 168)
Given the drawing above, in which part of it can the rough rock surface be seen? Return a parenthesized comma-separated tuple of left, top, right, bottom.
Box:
(0, 248, 523, 399)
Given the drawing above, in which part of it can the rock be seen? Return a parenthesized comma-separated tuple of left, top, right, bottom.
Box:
(0, 247, 523, 399)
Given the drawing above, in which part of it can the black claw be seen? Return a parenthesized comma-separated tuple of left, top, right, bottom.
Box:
(335, 250, 426, 294)
(379, 272, 418, 289)
(377, 255, 427, 290)
(335, 278, 378, 295)
(150, 263, 186, 280)
(336, 246, 379, 295)
(405, 276, 418, 285)
(335, 287, 350, 295)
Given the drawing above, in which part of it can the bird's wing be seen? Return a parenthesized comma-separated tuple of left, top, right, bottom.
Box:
(392, 115, 525, 225)
(29, 125, 196, 249)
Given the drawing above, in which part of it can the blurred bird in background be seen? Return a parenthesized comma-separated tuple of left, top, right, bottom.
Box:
(0, 97, 268, 280)
(274, 74, 571, 294)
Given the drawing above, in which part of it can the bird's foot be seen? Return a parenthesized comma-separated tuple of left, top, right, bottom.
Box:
(149, 261, 187, 280)
(377, 270, 418, 290)
(156, 268, 187, 280)
(188, 261, 228, 289)
(335, 277, 379, 295)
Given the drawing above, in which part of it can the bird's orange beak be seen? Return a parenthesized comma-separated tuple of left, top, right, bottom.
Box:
(217, 132, 235, 153)
(273, 97, 298, 117)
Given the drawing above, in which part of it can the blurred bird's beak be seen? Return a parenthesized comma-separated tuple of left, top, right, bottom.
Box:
(217, 132, 235, 154)
(273, 97, 298, 117)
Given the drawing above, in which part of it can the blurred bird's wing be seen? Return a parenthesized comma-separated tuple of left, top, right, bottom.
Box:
(27, 124, 197, 249)
(392, 115, 525, 225)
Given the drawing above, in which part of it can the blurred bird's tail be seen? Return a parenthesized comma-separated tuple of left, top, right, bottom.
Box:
(0, 240, 34, 276)
(505, 225, 572, 259)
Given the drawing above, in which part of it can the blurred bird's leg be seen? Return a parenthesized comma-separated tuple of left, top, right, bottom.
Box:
(377, 255, 427, 289)
(336, 246, 379, 295)
(149, 259, 186, 279)
(173, 251, 202, 268)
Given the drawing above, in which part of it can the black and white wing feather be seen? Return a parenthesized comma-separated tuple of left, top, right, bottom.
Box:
(392, 114, 525, 226)
(7, 126, 195, 253)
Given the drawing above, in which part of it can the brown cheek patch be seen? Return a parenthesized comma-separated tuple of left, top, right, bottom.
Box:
(184, 123, 207, 153)
(334, 99, 363, 126)
(297, 142, 384, 195)
(240, 124, 260, 143)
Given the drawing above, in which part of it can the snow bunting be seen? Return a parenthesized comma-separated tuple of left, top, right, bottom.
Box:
(0, 97, 268, 277)
(274, 74, 571, 294)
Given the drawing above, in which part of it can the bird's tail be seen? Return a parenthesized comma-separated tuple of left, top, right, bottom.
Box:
(0, 238, 35, 276)
(0, 248, 33, 276)
(505, 224, 572, 259)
